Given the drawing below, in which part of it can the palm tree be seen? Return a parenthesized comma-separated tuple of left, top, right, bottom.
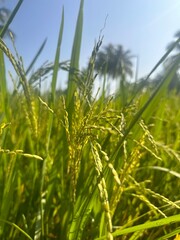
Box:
(95, 43, 133, 79)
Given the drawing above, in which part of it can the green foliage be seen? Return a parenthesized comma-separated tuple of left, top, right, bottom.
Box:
(66, 0, 84, 122)
(0, 2, 180, 240)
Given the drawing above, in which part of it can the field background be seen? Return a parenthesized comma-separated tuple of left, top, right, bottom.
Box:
(0, 1, 180, 239)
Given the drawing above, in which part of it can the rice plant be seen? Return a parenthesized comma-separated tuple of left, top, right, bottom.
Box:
(0, 1, 180, 239)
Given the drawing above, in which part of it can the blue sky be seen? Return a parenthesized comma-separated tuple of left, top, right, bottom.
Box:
(2, 0, 180, 90)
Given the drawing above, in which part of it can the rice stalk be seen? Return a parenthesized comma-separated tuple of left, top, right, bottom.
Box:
(0, 38, 38, 139)
(91, 141, 113, 240)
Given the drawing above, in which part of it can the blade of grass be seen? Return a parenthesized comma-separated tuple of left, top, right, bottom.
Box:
(45, 6, 64, 153)
(0, 219, 33, 240)
(66, 0, 84, 123)
(158, 228, 180, 240)
(146, 36, 180, 81)
(0, 0, 24, 120)
(38, 7, 64, 239)
(0, 49, 9, 120)
(68, 171, 97, 240)
(0, 0, 24, 38)
(0, 156, 16, 236)
(95, 214, 180, 239)
(68, 196, 92, 240)
(51, 7, 64, 105)
(138, 166, 180, 178)
(25, 38, 47, 75)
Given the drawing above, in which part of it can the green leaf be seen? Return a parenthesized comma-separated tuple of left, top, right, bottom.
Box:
(0, 49, 9, 119)
(66, 0, 84, 121)
(0, 0, 24, 38)
(0, 156, 16, 236)
(51, 7, 64, 105)
(68, 190, 95, 240)
(0, 219, 33, 240)
(95, 214, 180, 239)
(26, 38, 47, 75)
(141, 166, 180, 178)
(37, 7, 64, 239)
(157, 228, 180, 240)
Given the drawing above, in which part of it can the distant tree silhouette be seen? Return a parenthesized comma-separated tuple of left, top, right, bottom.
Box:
(95, 44, 133, 79)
